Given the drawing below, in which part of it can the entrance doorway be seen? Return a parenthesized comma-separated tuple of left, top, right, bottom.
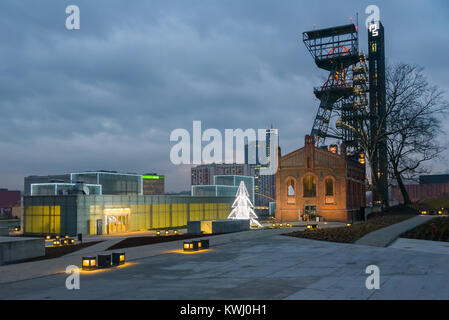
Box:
(303, 205, 317, 221)
(106, 215, 129, 234)
(104, 208, 131, 234)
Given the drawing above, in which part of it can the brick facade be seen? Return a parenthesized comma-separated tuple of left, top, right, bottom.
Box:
(275, 135, 366, 223)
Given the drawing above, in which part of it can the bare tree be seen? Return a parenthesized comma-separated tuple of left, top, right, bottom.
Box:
(386, 63, 448, 204)
(334, 62, 448, 207)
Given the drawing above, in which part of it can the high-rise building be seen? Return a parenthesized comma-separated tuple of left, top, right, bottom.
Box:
(191, 164, 254, 186)
(244, 128, 278, 216)
(191, 129, 278, 216)
(142, 174, 165, 195)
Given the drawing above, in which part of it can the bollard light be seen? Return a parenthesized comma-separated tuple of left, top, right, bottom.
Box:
(70, 239, 75, 245)
(174, 230, 178, 235)
(156, 231, 161, 236)
(193, 240, 202, 249)
(112, 252, 125, 266)
(97, 254, 112, 268)
(61, 239, 68, 246)
(200, 239, 210, 249)
(165, 230, 169, 236)
(183, 241, 199, 252)
(53, 240, 60, 246)
(82, 256, 97, 271)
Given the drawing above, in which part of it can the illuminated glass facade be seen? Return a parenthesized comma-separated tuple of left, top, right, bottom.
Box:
(191, 185, 238, 197)
(71, 172, 143, 195)
(31, 183, 102, 196)
(23, 194, 233, 236)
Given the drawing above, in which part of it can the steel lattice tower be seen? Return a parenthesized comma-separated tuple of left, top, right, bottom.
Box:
(302, 21, 388, 203)
(303, 24, 369, 151)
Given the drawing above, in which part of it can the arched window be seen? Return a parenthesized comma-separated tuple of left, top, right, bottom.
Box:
(303, 176, 316, 197)
(287, 180, 295, 196)
(325, 179, 334, 196)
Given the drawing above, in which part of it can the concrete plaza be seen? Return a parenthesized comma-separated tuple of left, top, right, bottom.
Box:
(1, 226, 449, 300)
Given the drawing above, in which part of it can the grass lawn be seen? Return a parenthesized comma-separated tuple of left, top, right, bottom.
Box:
(285, 205, 417, 244)
(402, 217, 449, 242)
(108, 233, 220, 250)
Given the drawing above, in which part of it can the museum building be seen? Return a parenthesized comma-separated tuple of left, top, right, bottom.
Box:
(275, 135, 366, 222)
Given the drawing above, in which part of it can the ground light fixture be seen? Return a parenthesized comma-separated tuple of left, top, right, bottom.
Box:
(279, 224, 283, 228)
(45, 235, 51, 240)
(174, 230, 178, 235)
(420, 210, 428, 216)
(82, 256, 97, 271)
(97, 254, 112, 268)
(156, 231, 161, 236)
(112, 252, 125, 266)
(183, 241, 199, 252)
(183, 240, 210, 252)
(53, 239, 60, 246)
(346, 223, 352, 227)
(55, 235, 60, 240)
(61, 239, 68, 246)
(307, 224, 318, 230)
(70, 239, 75, 245)
(65, 235, 70, 239)
(13, 226, 19, 232)
(165, 230, 169, 236)
(200, 239, 209, 249)
(194, 240, 202, 249)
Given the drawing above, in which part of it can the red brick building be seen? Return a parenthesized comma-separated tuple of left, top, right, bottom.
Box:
(0, 189, 21, 219)
(391, 183, 449, 203)
(275, 135, 366, 222)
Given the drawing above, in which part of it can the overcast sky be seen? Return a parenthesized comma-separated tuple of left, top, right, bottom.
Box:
(0, 0, 448, 192)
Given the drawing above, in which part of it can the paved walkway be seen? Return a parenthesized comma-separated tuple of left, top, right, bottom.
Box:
(390, 238, 449, 255)
(0, 227, 303, 285)
(355, 216, 434, 247)
(2, 232, 449, 299)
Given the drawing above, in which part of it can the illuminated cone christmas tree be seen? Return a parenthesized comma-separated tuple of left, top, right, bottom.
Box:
(228, 181, 262, 228)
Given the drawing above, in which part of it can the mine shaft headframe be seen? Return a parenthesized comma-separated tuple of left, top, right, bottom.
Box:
(303, 24, 359, 72)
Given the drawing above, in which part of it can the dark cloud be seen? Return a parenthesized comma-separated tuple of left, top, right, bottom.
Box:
(0, 0, 448, 192)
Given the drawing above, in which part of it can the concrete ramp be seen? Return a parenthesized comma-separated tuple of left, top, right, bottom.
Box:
(354, 216, 434, 247)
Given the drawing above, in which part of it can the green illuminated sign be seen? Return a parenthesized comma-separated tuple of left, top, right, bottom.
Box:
(142, 175, 164, 180)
